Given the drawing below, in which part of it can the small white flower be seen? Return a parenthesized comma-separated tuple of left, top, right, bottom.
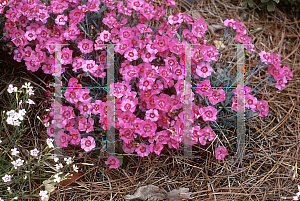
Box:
(53, 173, 61, 183)
(293, 192, 300, 200)
(55, 163, 63, 170)
(11, 160, 18, 169)
(7, 84, 17, 93)
(11, 148, 19, 156)
(53, 157, 59, 162)
(22, 82, 31, 89)
(13, 197, 18, 200)
(0, 139, 2, 144)
(46, 138, 54, 148)
(30, 148, 39, 157)
(28, 89, 34, 96)
(39, 190, 48, 201)
(2, 174, 12, 182)
(73, 164, 79, 173)
(7, 187, 11, 191)
(44, 122, 50, 127)
(26, 99, 35, 104)
(0, 197, 4, 201)
(64, 157, 73, 165)
(15, 158, 24, 166)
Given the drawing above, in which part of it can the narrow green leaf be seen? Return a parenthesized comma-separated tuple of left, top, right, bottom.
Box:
(261, 0, 269, 3)
(117, 156, 123, 167)
(267, 1, 275, 11)
(241, 1, 248, 7)
(247, 0, 255, 7)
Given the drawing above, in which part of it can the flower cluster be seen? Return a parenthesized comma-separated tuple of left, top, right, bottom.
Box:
(6, 109, 26, 126)
(1, 0, 293, 169)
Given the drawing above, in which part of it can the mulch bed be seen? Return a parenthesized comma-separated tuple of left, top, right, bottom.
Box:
(0, 0, 299, 200)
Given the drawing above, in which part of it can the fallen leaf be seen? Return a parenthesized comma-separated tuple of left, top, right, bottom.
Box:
(59, 172, 84, 187)
(124, 185, 166, 201)
(213, 40, 225, 49)
(167, 187, 192, 200)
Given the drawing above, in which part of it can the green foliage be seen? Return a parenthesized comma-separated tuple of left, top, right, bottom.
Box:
(241, 0, 300, 12)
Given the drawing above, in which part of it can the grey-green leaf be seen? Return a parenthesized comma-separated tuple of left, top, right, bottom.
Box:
(241, 1, 248, 7)
(247, 0, 255, 7)
(261, 0, 269, 3)
(267, 1, 275, 11)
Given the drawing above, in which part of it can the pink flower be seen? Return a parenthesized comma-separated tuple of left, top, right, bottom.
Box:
(99, 30, 111, 42)
(224, 19, 236, 28)
(245, 94, 258, 112)
(234, 21, 247, 35)
(47, 124, 55, 137)
(64, 88, 80, 104)
(145, 109, 159, 122)
(25, 30, 37, 41)
(235, 33, 252, 44)
(136, 143, 150, 157)
(69, 128, 81, 145)
(164, 56, 179, 70)
(81, 136, 96, 152)
(140, 119, 157, 137)
(200, 106, 218, 121)
(150, 143, 164, 155)
(275, 76, 288, 90)
(77, 102, 92, 116)
(168, 14, 183, 25)
(154, 35, 170, 52)
(199, 127, 216, 145)
(64, 25, 80, 41)
(255, 100, 269, 117)
(86, 117, 94, 133)
(77, 88, 92, 103)
(124, 48, 139, 61)
(120, 98, 136, 113)
(78, 39, 93, 54)
(141, 50, 156, 63)
(259, 51, 271, 64)
(136, 24, 152, 34)
(59, 48, 73, 65)
(140, 3, 154, 20)
(282, 66, 293, 80)
(208, 88, 226, 105)
(130, 0, 144, 11)
(55, 14, 68, 25)
(268, 65, 284, 80)
(192, 18, 207, 38)
(120, 128, 134, 144)
(215, 146, 228, 160)
(13, 48, 24, 62)
(138, 77, 155, 91)
(119, 27, 133, 40)
(202, 45, 219, 62)
(123, 142, 135, 153)
(105, 156, 119, 169)
(91, 65, 106, 78)
(233, 85, 252, 96)
(195, 80, 212, 97)
(172, 65, 185, 80)
(270, 53, 281, 67)
(196, 62, 213, 78)
(57, 131, 70, 148)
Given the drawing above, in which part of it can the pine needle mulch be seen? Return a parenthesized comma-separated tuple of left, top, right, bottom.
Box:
(0, 0, 299, 200)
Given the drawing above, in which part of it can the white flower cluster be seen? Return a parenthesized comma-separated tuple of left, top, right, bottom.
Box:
(22, 82, 34, 96)
(6, 109, 26, 126)
(7, 84, 18, 93)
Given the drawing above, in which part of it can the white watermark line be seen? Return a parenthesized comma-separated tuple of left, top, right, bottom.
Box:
(236, 44, 246, 160)
(53, 44, 63, 154)
(106, 44, 115, 157)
